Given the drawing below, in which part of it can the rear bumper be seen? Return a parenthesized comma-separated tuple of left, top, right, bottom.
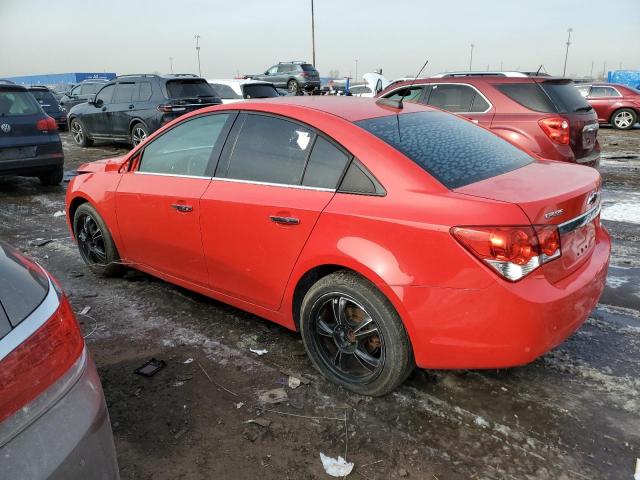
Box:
(575, 148, 600, 168)
(0, 153, 64, 176)
(0, 349, 119, 479)
(398, 227, 611, 369)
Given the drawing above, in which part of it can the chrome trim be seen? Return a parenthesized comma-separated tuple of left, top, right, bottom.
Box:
(210, 176, 335, 192)
(382, 82, 493, 114)
(582, 123, 599, 133)
(0, 278, 59, 362)
(135, 171, 211, 180)
(557, 204, 600, 235)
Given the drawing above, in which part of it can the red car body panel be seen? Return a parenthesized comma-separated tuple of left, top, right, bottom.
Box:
(582, 83, 640, 124)
(377, 77, 601, 166)
(66, 97, 610, 369)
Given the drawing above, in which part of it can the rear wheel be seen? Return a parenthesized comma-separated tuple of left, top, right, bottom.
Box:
(70, 118, 93, 147)
(38, 165, 63, 186)
(300, 271, 414, 396)
(611, 108, 637, 130)
(130, 122, 149, 146)
(73, 203, 124, 277)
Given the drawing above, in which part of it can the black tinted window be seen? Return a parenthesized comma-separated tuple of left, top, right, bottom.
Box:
(81, 83, 102, 95)
(540, 80, 591, 112)
(96, 84, 115, 104)
(113, 82, 136, 103)
(140, 114, 230, 176)
(338, 160, 383, 195)
(136, 82, 152, 101)
(166, 80, 216, 99)
(302, 137, 349, 189)
(210, 83, 241, 99)
(301, 64, 316, 72)
(495, 83, 556, 112)
(0, 90, 40, 115)
(0, 243, 49, 326)
(470, 92, 490, 112)
(29, 89, 57, 105)
(0, 304, 10, 339)
(226, 114, 314, 185)
(243, 84, 278, 99)
(428, 84, 477, 112)
(356, 111, 533, 189)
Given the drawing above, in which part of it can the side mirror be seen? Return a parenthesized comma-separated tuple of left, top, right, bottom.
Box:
(94, 98, 104, 107)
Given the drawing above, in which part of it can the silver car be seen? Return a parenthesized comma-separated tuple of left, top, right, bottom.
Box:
(0, 241, 119, 479)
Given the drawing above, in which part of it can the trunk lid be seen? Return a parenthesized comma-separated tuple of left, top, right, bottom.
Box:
(455, 161, 601, 283)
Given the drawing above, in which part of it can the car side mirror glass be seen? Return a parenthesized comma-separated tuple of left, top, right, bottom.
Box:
(94, 98, 103, 107)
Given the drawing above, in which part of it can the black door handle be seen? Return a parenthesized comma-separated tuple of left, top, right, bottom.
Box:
(101, 106, 107, 111)
(129, 104, 135, 109)
(171, 204, 193, 213)
(269, 215, 299, 225)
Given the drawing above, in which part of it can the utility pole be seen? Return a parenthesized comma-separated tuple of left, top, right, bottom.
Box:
(602, 61, 607, 81)
(500, 60, 503, 71)
(469, 44, 474, 70)
(562, 28, 572, 77)
(310, 0, 316, 66)
(169, 57, 174, 74)
(590, 60, 594, 79)
(354, 59, 358, 82)
(194, 34, 202, 77)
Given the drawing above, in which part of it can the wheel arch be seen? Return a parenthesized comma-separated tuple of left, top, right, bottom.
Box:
(128, 118, 148, 134)
(68, 195, 91, 237)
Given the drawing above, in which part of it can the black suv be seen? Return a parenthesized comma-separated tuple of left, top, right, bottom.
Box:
(59, 80, 107, 112)
(67, 74, 222, 147)
(249, 62, 320, 93)
(0, 84, 64, 185)
(27, 86, 67, 130)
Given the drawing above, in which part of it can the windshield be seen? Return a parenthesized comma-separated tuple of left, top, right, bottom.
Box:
(166, 80, 216, 99)
(356, 111, 533, 189)
(28, 89, 57, 106)
(0, 89, 41, 116)
(540, 80, 592, 113)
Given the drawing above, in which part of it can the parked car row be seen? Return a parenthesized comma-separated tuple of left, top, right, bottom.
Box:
(576, 83, 640, 130)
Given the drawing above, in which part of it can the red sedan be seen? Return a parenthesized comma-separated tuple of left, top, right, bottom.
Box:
(65, 97, 610, 395)
(576, 83, 640, 130)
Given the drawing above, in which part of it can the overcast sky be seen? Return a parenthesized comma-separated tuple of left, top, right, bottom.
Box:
(1, 0, 639, 80)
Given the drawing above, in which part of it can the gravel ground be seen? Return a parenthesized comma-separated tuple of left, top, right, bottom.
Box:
(0, 127, 638, 480)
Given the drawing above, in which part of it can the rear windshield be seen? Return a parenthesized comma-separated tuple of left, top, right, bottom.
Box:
(210, 83, 241, 99)
(0, 89, 41, 116)
(301, 64, 316, 72)
(28, 89, 57, 106)
(0, 243, 49, 327)
(166, 80, 216, 99)
(243, 84, 278, 99)
(496, 80, 591, 113)
(356, 111, 533, 189)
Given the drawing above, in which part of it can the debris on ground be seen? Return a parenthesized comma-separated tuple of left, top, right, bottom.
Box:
(279, 368, 311, 384)
(249, 347, 268, 356)
(244, 418, 271, 428)
(53, 210, 65, 217)
(30, 238, 53, 247)
(79, 306, 91, 315)
(398, 467, 409, 477)
(288, 376, 302, 389)
(134, 358, 166, 377)
(174, 428, 188, 440)
(634, 458, 640, 480)
(258, 388, 288, 404)
(183, 357, 194, 364)
(235, 402, 244, 409)
(319, 452, 354, 477)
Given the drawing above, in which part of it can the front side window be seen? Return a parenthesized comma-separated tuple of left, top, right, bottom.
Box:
(267, 66, 278, 75)
(277, 64, 292, 73)
(70, 85, 82, 96)
(139, 114, 231, 176)
(81, 83, 102, 95)
(225, 114, 314, 185)
(384, 86, 424, 103)
(95, 84, 115, 104)
(302, 137, 349, 189)
(427, 84, 478, 112)
(356, 111, 533, 189)
(113, 82, 136, 103)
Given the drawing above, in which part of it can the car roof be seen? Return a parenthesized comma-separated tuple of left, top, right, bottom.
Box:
(0, 83, 27, 91)
(208, 79, 273, 87)
(385, 76, 566, 91)
(241, 95, 434, 122)
(432, 71, 530, 78)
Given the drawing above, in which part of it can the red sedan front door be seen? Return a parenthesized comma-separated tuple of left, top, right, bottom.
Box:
(115, 113, 234, 286)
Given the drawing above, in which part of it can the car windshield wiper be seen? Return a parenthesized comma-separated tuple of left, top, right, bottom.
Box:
(574, 105, 593, 112)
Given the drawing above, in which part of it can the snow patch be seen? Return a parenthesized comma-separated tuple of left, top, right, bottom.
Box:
(601, 202, 640, 224)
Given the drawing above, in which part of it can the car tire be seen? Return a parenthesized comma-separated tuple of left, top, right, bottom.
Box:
(611, 108, 637, 130)
(73, 203, 124, 278)
(38, 165, 63, 186)
(130, 122, 149, 146)
(70, 118, 93, 147)
(287, 79, 299, 94)
(299, 270, 414, 396)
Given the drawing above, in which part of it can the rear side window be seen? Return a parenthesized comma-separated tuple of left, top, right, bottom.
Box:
(495, 83, 556, 112)
(0, 90, 41, 115)
(210, 83, 241, 99)
(136, 82, 153, 101)
(427, 84, 479, 112)
(589, 86, 620, 97)
(166, 80, 216, 99)
(243, 84, 278, 99)
(302, 137, 349, 189)
(0, 244, 49, 327)
(540, 80, 592, 112)
(338, 160, 384, 195)
(139, 114, 231, 176)
(225, 114, 314, 185)
(384, 86, 424, 103)
(356, 111, 533, 189)
(113, 82, 136, 103)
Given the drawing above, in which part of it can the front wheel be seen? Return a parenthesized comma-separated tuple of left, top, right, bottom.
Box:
(300, 271, 414, 396)
(73, 203, 124, 277)
(611, 108, 637, 130)
(70, 118, 93, 147)
(131, 123, 149, 146)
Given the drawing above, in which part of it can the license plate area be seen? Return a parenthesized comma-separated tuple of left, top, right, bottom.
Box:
(582, 123, 598, 150)
(0, 146, 37, 161)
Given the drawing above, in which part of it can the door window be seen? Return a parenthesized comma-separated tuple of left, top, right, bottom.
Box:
(267, 66, 278, 75)
(589, 86, 620, 97)
(302, 137, 350, 189)
(225, 114, 314, 185)
(427, 84, 478, 112)
(113, 82, 136, 103)
(384, 86, 424, 103)
(576, 85, 591, 97)
(135, 82, 152, 102)
(80, 83, 102, 95)
(139, 114, 231, 177)
(277, 64, 292, 73)
(95, 84, 115, 105)
(70, 85, 82, 96)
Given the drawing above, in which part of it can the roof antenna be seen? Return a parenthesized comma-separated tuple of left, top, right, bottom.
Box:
(376, 58, 429, 109)
(535, 64, 544, 76)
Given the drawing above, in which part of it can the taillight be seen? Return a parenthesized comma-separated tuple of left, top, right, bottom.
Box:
(36, 116, 58, 132)
(451, 225, 561, 281)
(538, 117, 570, 145)
(157, 104, 186, 113)
(0, 297, 84, 423)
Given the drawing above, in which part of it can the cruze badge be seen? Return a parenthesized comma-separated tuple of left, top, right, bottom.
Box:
(0, 123, 10, 133)
(544, 209, 564, 219)
(587, 190, 599, 206)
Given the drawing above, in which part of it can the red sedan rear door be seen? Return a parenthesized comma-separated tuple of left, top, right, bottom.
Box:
(115, 113, 235, 286)
(200, 113, 350, 310)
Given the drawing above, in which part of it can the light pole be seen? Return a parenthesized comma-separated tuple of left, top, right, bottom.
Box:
(562, 28, 572, 77)
(169, 57, 174, 74)
(354, 59, 358, 82)
(310, 0, 316, 65)
(469, 44, 474, 70)
(194, 34, 202, 77)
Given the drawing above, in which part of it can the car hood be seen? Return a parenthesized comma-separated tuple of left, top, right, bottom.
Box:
(78, 156, 126, 174)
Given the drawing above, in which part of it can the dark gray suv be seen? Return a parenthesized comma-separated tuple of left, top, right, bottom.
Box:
(249, 62, 320, 93)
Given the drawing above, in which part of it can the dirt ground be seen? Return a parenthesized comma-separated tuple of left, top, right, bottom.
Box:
(1, 126, 639, 480)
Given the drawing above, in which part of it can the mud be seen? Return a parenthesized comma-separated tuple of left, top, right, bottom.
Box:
(0, 128, 638, 479)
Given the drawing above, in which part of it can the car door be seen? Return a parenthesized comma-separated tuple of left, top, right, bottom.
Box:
(275, 64, 292, 88)
(425, 83, 495, 127)
(115, 112, 235, 286)
(587, 86, 620, 123)
(60, 84, 82, 110)
(110, 81, 136, 138)
(200, 113, 348, 310)
(81, 83, 115, 135)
